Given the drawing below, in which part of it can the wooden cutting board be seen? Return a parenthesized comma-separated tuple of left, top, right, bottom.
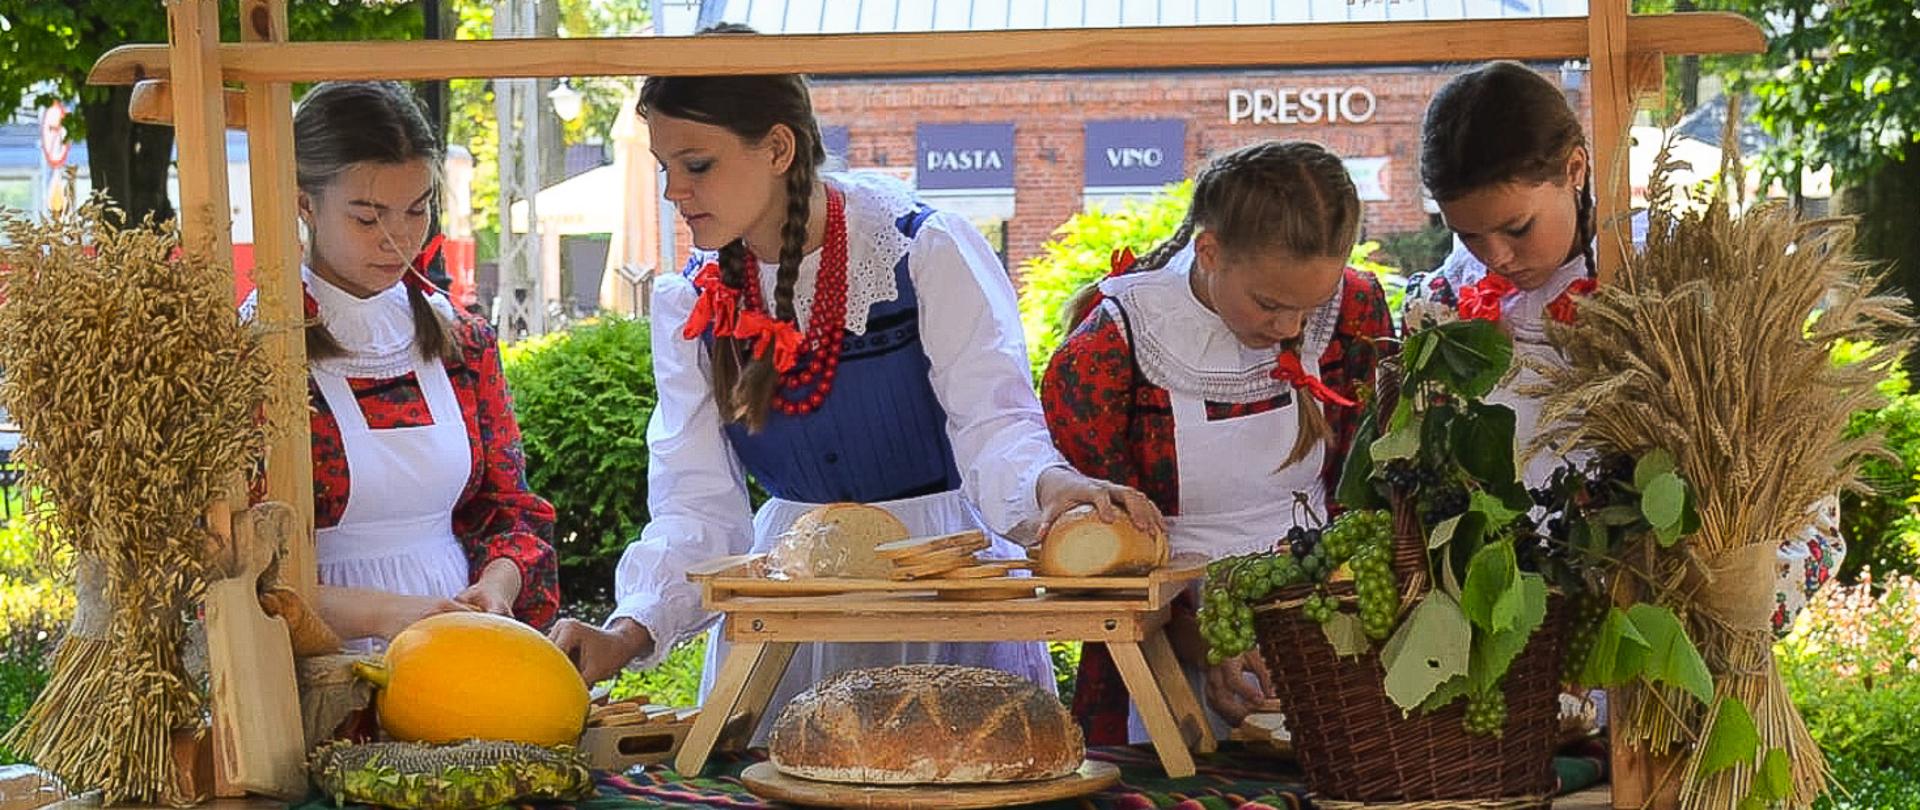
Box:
(206, 502, 307, 799)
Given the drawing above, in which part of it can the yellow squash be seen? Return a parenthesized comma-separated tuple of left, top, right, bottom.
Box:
(354, 613, 590, 747)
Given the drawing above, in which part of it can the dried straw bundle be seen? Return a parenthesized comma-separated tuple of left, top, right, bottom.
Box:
(1527, 152, 1911, 806)
(0, 203, 275, 805)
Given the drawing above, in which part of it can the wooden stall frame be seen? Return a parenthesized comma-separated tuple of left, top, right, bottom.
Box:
(101, 3, 1764, 806)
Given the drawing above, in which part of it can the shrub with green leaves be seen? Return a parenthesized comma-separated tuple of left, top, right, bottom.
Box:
(1778, 572, 1920, 806)
(501, 316, 654, 609)
(1, 521, 67, 766)
(1016, 181, 1407, 381)
(1834, 338, 1920, 582)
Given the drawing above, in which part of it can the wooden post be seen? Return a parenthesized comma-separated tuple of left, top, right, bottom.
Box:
(166, 0, 233, 267)
(240, 0, 317, 603)
(1588, 0, 1634, 286)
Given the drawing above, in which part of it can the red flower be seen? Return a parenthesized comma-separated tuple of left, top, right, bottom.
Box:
(1547, 277, 1598, 324)
(1272, 349, 1356, 408)
(1456, 272, 1517, 322)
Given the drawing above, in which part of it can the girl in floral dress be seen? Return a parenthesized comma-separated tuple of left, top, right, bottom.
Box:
(1403, 60, 1842, 636)
(272, 81, 559, 651)
(1043, 140, 1396, 743)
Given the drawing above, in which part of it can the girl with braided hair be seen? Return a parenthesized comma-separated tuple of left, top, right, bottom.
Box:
(1404, 60, 1840, 636)
(549, 25, 1162, 739)
(1042, 139, 1396, 742)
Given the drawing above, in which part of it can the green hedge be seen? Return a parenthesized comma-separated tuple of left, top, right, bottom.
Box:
(501, 316, 655, 611)
(1, 521, 66, 766)
(1835, 339, 1920, 582)
(1779, 573, 1920, 806)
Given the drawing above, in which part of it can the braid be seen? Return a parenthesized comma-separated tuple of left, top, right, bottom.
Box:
(1134, 218, 1198, 273)
(1285, 382, 1333, 469)
(773, 163, 816, 323)
(711, 239, 756, 424)
(1576, 172, 1597, 280)
(405, 283, 462, 363)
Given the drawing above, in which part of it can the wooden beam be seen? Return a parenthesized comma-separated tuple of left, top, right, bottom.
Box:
(240, 0, 317, 604)
(127, 79, 248, 128)
(88, 12, 1765, 85)
(1589, 0, 1634, 287)
(166, 0, 234, 269)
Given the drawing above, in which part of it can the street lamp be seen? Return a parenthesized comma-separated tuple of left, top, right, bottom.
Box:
(548, 78, 584, 122)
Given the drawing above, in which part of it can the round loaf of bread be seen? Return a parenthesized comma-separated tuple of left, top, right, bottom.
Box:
(1035, 505, 1166, 577)
(769, 503, 911, 579)
(769, 665, 1084, 784)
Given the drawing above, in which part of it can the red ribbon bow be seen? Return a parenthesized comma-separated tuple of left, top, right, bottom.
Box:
(1272, 350, 1356, 408)
(1109, 247, 1137, 278)
(405, 234, 446, 295)
(1456, 272, 1517, 322)
(1546, 278, 1598, 324)
(681, 262, 743, 342)
(733, 310, 803, 373)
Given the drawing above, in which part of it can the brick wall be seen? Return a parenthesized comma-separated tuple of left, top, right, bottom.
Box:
(666, 65, 1592, 281)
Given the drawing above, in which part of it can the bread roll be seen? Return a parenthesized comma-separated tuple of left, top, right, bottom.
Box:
(769, 665, 1084, 784)
(1035, 505, 1166, 577)
(768, 503, 911, 579)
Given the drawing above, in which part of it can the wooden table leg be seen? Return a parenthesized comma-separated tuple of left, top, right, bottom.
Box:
(1108, 640, 1198, 778)
(674, 640, 795, 776)
(1141, 630, 1215, 754)
(720, 641, 797, 750)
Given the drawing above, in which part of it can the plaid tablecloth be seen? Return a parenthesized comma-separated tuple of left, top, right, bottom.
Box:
(295, 740, 1606, 809)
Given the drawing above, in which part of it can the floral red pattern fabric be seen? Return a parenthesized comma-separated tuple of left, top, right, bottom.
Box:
(308, 313, 560, 629)
(1042, 266, 1396, 744)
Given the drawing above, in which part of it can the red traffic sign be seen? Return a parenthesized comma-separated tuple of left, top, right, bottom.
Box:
(40, 101, 69, 168)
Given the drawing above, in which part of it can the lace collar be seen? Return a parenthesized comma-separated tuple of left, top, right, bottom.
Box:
(730, 172, 917, 336)
(303, 265, 455, 379)
(1098, 244, 1344, 404)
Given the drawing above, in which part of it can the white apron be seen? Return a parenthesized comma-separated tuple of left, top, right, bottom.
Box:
(1128, 354, 1327, 743)
(698, 489, 1055, 746)
(312, 353, 474, 652)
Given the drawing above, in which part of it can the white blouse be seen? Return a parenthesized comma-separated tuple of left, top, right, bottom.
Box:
(607, 174, 1068, 668)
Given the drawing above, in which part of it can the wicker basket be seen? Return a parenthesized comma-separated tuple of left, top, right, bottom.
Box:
(1251, 501, 1571, 807)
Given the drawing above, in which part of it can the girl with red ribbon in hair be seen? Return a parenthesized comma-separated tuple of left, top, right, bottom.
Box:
(547, 25, 1162, 734)
(1405, 61, 1839, 639)
(1043, 139, 1395, 743)
(249, 80, 559, 652)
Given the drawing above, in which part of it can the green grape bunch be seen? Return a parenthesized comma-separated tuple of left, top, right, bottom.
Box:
(1463, 690, 1508, 737)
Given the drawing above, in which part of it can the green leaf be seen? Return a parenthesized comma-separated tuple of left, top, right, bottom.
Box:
(1753, 748, 1791, 802)
(1633, 449, 1678, 492)
(1468, 573, 1549, 693)
(1578, 608, 1652, 686)
(1469, 489, 1522, 529)
(1419, 674, 1471, 712)
(1371, 414, 1423, 462)
(1337, 411, 1388, 510)
(1461, 541, 1521, 631)
(1699, 698, 1761, 778)
(1427, 320, 1514, 398)
(1381, 591, 1473, 713)
(1405, 329, 1440, 378)
(1452, 402, 1518, 486)
(1642, 472, 1687, 530)
(1320, 612, 1371, 658)
(1428, 514, 1461, 549)
(1625, 604, 1715, 704)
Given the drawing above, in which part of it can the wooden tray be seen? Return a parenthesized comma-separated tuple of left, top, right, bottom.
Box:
(688, 552, 1207, 609)
(740, 760, 1120, 809)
